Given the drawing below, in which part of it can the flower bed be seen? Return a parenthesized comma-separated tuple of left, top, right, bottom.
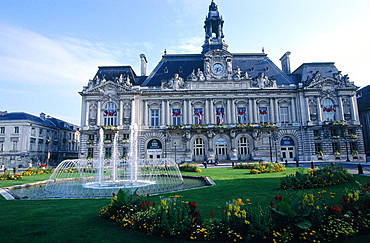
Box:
(280, 164, 352, 189)
(99, 182, 370, 242)
(178, 164, 202, 172)
(233, 162, 286, 174)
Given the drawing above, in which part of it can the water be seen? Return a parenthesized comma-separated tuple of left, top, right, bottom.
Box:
(7, 176, 209, 199)
(9, 123, 188, 199)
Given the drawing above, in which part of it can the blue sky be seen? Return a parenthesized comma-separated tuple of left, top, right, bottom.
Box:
(1, 0, 369, 125)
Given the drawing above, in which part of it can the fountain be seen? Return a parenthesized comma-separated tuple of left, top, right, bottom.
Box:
(10, 124, 186, 199)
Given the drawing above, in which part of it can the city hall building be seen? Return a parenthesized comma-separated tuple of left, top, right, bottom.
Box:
(79, 1, 364, 163)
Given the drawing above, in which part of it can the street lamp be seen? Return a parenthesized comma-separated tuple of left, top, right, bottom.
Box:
(344, 130, 350, 162)
(174, 141, 177, 163)
(268, 131, 273, 162)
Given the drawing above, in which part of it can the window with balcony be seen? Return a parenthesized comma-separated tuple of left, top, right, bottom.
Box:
(172, 109, 182, 125)
(104, 102, 117, 126)
(150, 109, 160, 127)
(280, 107, 289, 123)
(259, 107, 268, 123)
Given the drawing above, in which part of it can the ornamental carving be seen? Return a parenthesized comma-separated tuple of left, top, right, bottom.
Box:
(162, 73, 189, 90)
(250, 72, 276, 89)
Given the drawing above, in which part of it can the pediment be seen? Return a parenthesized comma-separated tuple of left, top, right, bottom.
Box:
(304, 71, 357, 90)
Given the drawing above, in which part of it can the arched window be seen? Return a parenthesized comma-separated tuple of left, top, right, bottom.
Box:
(322, 99, 336, 121)
(237, 137, 250, 160)
(104, 102, 117, 126)
(193, 138, 205, 161)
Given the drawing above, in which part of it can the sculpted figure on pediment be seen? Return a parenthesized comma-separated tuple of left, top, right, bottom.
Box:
(197, 69, 205, 81)
(233, 67, 241, 80)
(252, 129, 262, 141)
(163, 73, 188, 90)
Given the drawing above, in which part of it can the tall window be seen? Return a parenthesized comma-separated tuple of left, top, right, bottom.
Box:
(87, 148, 94, 158)
(14, 127, 19, 134)
(193, 138, 205, 157)
(193, 108, 203, 125)
(30, 138, 36, 151)
(172, 109, 182, 125)
(150, 109, 160, 126)
(332, 142, 340, 153)
(322, 98, 336, 121)
(104, 102, 117, 126)
(315, 143, 322, 153)
(215, 108, 225, 125)
(237, 108, 247, 124)
(105, 147, 112, 159)
(12, 140, 18, 151)
(0, 127, 5, 133)
(238, 137, 249, 156)
(259, 107, 268, 123)
(280, 107, 289, 123)
(0, 141, 3, 151)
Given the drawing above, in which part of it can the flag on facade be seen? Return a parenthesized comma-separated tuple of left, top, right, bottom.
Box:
(216, 108, 225, 124)
(172, 109, 182, 116)
(194, 109, 203, 124)
(103, 110, 117, 116)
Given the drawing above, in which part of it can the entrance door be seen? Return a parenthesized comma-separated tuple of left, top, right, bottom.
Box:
(237, 137, 250, 161)
(280, 136, 295, 161)
(216, 138, 228, 161)
(193, 138, 205, 161)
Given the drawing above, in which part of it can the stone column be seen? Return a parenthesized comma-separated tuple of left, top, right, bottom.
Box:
(183, 100, 188, 125)
(231, 99, 236, 124)
(270, 98, 275, 123)
(316, 97, 322, 122)
(97, 101, 101, 126)
(161, 100, 165, 126)
(351, 95, 359, 121)
(275, 98, 280, 123)
(248, 99, 253, 123)
(227, 99, 232, 124)
(85, 100, 89, 126)
(305, 97, 311, 122)
(119, 100, 123, 126)
(337, 96, 344, 121)
(291, 98, 296, 123)
(205, 99, 210, 124)
(143, 100, 148, 126)
(210, 99, 215, 124)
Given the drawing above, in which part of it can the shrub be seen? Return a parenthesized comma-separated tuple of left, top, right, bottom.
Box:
(280, 164, 352, 190)
(0, 172, 22, 180)
(233, 161, 286, 174)
(178, 164, 202, 172)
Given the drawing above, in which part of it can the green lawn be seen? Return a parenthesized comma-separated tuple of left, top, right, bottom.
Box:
(1, 167, 370, 242)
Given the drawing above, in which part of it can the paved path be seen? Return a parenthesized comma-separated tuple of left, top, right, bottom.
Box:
(202, 160, 370, 176)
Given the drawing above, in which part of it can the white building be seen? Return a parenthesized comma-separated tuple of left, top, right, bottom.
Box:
(0, 111, 80, 168)
(79, 1, 364, 163)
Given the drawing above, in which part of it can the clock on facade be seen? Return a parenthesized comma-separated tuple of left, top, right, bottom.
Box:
(212, 63, 224, 74)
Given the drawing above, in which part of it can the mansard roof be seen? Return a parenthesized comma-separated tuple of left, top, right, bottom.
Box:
(293, 62, 338, 83)
(94, 66, 144, 85)
(141, 52, 296, 87)
(0, 112, 77, 130)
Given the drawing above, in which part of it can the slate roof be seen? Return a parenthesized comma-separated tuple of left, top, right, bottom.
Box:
(141, 52, 296, 87)
(0, 112, 77, 130)
(357, 85, 370, 112)
(293, 62, 338, 82)
(93, 66, 144, 85)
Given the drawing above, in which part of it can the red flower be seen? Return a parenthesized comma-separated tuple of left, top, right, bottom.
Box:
(342, 195, 348, 202)
(152, 202, 156, 207)
(270, 201, 274, 207)
(195, 210, 201, 215)
(190, 202, 197, 208)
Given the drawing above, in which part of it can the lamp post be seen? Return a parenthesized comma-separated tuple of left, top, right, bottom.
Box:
(268, 131, 273, 162)
(174, 141, 177, 163)
(345, 130, 350, 162)
(274, 136, 278, 163)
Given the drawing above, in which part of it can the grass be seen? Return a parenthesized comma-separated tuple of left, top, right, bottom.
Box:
(1, 166, 370, 242)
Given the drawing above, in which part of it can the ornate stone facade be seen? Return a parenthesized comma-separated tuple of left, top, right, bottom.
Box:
(79, 1, 364, 163)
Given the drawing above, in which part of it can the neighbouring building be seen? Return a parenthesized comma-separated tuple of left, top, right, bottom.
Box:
(0, 111, 80, 168)
(357, 85, 370, 156)
(79, 1, 364, 163)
